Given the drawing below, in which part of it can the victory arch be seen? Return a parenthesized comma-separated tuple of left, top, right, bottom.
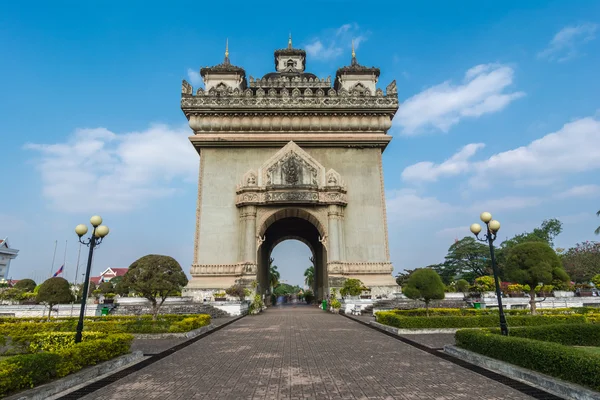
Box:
(181, 38, 399, 301)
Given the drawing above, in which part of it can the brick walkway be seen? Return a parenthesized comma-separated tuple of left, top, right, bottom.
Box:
(82, 306, 533, 400)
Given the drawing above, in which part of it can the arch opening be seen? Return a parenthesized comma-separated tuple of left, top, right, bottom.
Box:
(257, 212, 328, 303)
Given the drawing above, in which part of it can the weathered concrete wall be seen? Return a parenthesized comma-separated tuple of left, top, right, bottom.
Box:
(111, 303, 230, 319)
(197, 146, 388, 265)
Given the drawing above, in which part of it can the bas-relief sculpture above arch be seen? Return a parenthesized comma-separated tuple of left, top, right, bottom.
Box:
(182, 41, 400, 301)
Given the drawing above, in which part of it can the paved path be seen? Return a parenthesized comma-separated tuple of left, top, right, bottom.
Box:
(82, 306, 534, 400)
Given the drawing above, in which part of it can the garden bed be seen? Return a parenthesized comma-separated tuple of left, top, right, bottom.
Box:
(0, 332, 133, 397)
(454, 325, 600, 392)
(375, 311, 587, 329)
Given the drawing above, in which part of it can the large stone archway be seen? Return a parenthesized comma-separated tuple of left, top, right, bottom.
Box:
(182, 39, 399, 301)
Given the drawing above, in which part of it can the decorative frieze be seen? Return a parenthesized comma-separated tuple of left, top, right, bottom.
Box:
(327, 262, 394, 275)
(191, 263, 258, 276)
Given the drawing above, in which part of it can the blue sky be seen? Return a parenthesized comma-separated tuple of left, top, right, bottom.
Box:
(1, 1, 599, 287)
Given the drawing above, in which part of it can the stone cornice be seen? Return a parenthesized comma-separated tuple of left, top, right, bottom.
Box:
(188, 133, 392, 149)
(327, 261, 393, 275)
(236, 187, 347, 207)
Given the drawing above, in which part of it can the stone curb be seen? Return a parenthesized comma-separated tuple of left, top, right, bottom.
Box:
(6, 351, 144, 400)
(444, 345, 600, 400)
(132, 323, 215, 339)
(370, 321, 466, 335)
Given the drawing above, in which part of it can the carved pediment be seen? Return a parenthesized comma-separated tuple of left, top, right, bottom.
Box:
(260, 141, 325, 187)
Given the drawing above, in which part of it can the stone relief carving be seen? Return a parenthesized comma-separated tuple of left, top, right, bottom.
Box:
(386, 80, 397, 95)
(327, 262, 393, 275)
(262, 142, 323, 187)
(182, 79, 192, 95)
(326, 169, 343, 187)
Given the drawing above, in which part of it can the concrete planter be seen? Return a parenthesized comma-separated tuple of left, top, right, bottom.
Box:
(553, 291, 575, 298)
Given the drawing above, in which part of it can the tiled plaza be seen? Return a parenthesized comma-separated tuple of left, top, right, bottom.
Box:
(81, 306, 534, 400)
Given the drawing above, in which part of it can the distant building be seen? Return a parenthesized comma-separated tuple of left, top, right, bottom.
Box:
(0, 237, 19, 281)
(90, 267, 128, 285)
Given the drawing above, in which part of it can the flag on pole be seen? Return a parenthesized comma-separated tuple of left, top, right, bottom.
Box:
(52, 265, 64, 277)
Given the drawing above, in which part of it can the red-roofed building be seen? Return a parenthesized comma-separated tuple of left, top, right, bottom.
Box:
(90, 267, 128, 285)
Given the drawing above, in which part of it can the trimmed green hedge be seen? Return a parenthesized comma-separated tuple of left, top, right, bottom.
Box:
(375, 312, 587, 329)
(1, 332, 108, 355)
(490, 324, 600, 347)
(0, 314, 211, 336)
(389, 307, 599, 317)
(0, 333, 132, 397)
(455, 329, 600, 391)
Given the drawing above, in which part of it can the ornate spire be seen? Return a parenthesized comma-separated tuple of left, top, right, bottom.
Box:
(351, 39, 357, 66)
(288, 33, 292, 49)
(224, 38, 230, 65)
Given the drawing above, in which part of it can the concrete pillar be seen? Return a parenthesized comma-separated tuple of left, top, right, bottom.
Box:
(327, 205, 340, 262)
(337, 210, 346, 261)
(243, 206, 257, 263)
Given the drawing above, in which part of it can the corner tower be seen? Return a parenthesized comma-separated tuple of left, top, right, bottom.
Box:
(181, 39, 399, 300)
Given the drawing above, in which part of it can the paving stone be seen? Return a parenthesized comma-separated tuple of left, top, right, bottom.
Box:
(82, 306, 533, 400)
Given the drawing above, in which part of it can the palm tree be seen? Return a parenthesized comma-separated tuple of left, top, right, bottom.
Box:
(596, 210, 600, 235)
(269, 257, 280, 289)
(304, 259, 315, 288)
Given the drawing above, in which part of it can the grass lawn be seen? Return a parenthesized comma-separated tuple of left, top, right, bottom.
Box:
(575, 346, 600, 355)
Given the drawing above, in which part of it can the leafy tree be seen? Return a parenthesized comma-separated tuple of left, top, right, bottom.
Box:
(402, 269, 445, 316)
(123, 254, 188, 320)
(98, 281, 115, 295)
(395, 268, 417, 287)
(110, 276, 130, 296)
(304, 265, 315, 288)
(340, 278, 365, 297)
(269, 258, 280, 289)
(595, 210, 600, 235)
(442, 237, 491, 282)
(561, 241, 600, 283)
(37, 277, 73, 320)
(273, 283, 301, 296)
(14, 279, 36, 292)
(456, 279, 469, 293)
(504, 242, 569, 314)
(472, 276, 495, 292)
(500, 219, 563, 250)
(592, 274, 600, 288)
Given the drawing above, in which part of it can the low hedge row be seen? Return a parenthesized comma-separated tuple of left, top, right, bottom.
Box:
(0, 314, 211, 336)
(1, 332, 108, 355)
(455, 329, 600, 391)
(0, 333, 133, 397)
(390, 307, 598, 317)
(375, 312, 587, 329)
(490, 323, 600, 347)
(0, 313, 206, 324)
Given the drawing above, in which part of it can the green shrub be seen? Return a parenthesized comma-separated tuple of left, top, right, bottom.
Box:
(168, 315, 211, 333)
(0, 352, 61, 397)
(389, 307, 598, 317)
(455, 329, 600, 391)
(28, 332, 108, 353)
(375, 312, 586, 329)
(55, 333, 133, 377)
(492, 324, 600, 346)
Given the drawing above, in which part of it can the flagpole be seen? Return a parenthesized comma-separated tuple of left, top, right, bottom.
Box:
(71, 242, 83, 317)
(49, 240, 58, 278)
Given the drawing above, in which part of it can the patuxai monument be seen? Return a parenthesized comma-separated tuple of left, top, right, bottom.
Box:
(181, 38, 399, 301)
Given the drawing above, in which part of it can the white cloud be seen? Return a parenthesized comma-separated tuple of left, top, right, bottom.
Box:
(538, 23, 598, 62)
(402, 116, 600, 188)
(386, 189, 455, 221)
(187, 68, 203, 87)
(435, 226, 469, 238)
(305, 23, 368, 61)
(469, 196, 544, 212)
(25, 124, 198, 213)
(555, 184, 600, 199)
(401, 143, 484, 182)
(472, 117, 600, 184)
(395, 64, 525, 135)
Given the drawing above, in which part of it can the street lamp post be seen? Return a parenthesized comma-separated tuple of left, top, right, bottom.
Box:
(470, 212, 508, 336)
(74, 215, 110, 343)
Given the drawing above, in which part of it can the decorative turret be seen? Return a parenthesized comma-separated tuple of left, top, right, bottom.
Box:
(273, 34, 306, 72)
(334, 40, 381, 94)
(199, 39, 247, 92)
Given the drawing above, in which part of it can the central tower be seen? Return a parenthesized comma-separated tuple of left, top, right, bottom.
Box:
(181, 38, 399, 301)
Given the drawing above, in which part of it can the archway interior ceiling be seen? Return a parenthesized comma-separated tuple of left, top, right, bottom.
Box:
(264, 217, 320, 256)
